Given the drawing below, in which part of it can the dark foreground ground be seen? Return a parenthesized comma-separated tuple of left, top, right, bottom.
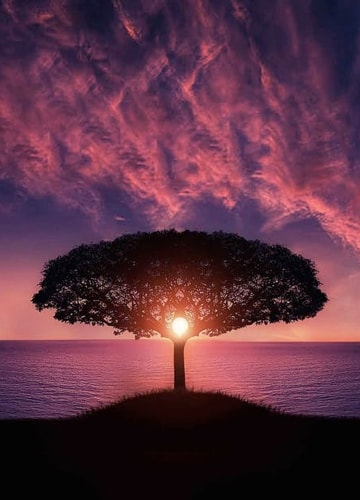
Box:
(1, 390, 359, 499)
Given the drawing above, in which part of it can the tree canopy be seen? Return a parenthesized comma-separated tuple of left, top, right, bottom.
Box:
(32, 230, 328, 340)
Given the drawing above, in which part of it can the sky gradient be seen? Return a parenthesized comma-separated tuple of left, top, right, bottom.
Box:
(1, 0, 360, 341)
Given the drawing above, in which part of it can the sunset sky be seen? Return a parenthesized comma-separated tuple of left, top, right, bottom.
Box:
(1, 0, 359, 341)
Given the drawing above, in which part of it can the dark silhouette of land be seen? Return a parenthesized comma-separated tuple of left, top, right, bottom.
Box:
(1, 390, 359, 499)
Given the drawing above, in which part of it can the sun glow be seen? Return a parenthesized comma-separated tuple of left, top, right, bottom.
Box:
(171, 317, 189, 337)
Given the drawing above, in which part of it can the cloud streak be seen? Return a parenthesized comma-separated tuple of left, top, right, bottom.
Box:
(1, 0, 360, 248)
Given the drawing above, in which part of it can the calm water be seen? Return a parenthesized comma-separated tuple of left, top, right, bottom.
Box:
(0, 340, 359, 420)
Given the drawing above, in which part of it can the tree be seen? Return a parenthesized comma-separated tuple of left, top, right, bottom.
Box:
(32, 230, 328, 389)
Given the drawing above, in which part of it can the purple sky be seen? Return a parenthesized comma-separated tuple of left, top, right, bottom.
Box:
(1, 0, 360, 341)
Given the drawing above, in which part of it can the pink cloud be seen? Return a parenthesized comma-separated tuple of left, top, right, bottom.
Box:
(0, 0, 359, 250)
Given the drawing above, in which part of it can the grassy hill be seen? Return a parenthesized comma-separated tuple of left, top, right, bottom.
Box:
(1, 389, 359, 499)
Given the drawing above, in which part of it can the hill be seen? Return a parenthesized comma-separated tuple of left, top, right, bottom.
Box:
(1, 389, 359, 499)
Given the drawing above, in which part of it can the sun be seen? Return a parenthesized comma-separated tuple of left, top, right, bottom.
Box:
(171, 317, 189, 337)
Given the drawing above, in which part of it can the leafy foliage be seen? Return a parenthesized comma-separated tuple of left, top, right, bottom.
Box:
(32, 230, 328, 339)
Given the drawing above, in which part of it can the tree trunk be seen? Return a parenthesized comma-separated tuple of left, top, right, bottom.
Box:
(173, 340, 186, 390)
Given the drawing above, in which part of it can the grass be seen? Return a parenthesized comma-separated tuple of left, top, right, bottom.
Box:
(1, 389, 359, 499)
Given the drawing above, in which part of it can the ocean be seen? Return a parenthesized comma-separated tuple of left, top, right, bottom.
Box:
(0, 339, 359, 420)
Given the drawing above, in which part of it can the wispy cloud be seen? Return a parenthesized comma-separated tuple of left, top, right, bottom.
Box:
(1, 0, 359, 248)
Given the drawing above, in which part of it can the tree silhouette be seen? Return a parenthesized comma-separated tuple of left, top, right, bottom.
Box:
(32, 230, 328, 389)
